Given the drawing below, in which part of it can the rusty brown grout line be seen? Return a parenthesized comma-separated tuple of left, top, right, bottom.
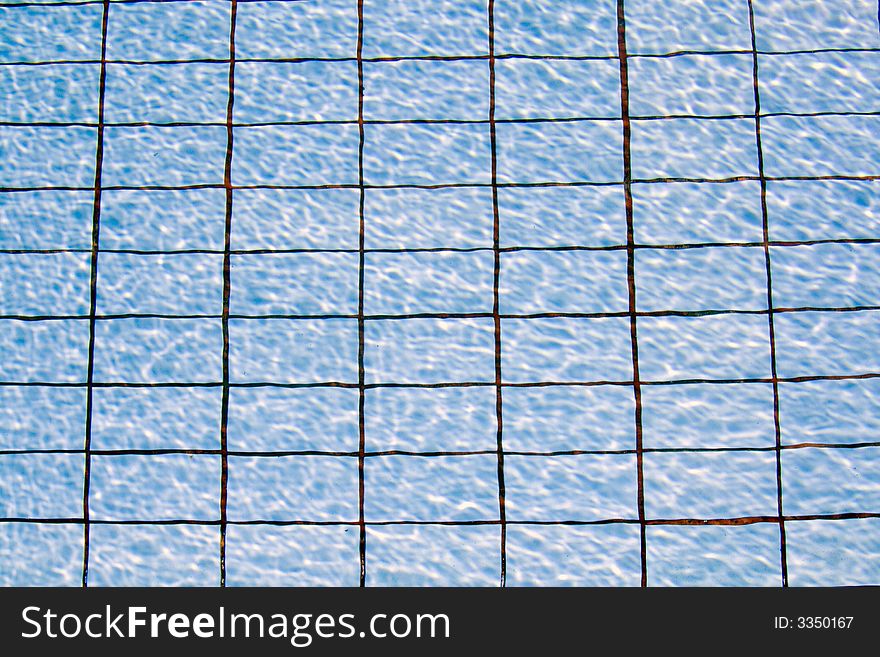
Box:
(218, 0, 237, 587)
(2, 512, 878, 528)
(617, 0, 648, 588)
(488, 0, 507, 588)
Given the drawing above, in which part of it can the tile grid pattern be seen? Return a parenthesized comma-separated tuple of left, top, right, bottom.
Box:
(0, 0, 879, 586)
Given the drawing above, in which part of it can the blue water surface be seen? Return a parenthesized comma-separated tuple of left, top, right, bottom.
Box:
(1, 0, 880, 587)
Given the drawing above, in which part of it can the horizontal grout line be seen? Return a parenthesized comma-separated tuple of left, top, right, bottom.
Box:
(0, 512, 878, 526)
(2, 441, 879, 458)
(1, 372, 880, 389)
(2, 47, 880, 67)
(1, 304, 879, 322)
(2, 110, 880, 128)
(1, 175, 879, 194)
(3, 238, 880, 256)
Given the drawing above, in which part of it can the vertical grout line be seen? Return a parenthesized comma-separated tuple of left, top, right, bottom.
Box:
(81, 0, 110, 589)
(616, 0, 647, 588)
(747, 0, 788, 588)
(220, 0, 238, 588)
(357, 0, 367, 588)
(488, 0, 507, 587)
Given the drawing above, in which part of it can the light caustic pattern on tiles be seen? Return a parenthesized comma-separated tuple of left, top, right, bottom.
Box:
(1, 0, 880, 587)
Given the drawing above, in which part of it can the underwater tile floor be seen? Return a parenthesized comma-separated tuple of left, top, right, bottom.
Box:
(1, 0, 879, 586)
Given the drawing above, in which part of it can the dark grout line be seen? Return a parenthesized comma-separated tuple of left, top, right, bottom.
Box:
(4, 109, 880, 129)
(488, 0, 507, 589)
(3, 46, 880, 67)
(79, 0, 109, 590)
(3, 304, 880, 322)
(2, 174, 879, 195)
(748, 0, 789, 588)
(2, 512, 878, 527)
(5, 237, 880, 257)
(356, 0, 367, 589)
(218, 0, 237, 588)
(3, 371, 880, 389)
(617, 0, 648, 590)
(4, 441, 880, 458)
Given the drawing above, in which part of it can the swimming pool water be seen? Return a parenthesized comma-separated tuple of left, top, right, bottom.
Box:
(1, 0, 880, 587)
